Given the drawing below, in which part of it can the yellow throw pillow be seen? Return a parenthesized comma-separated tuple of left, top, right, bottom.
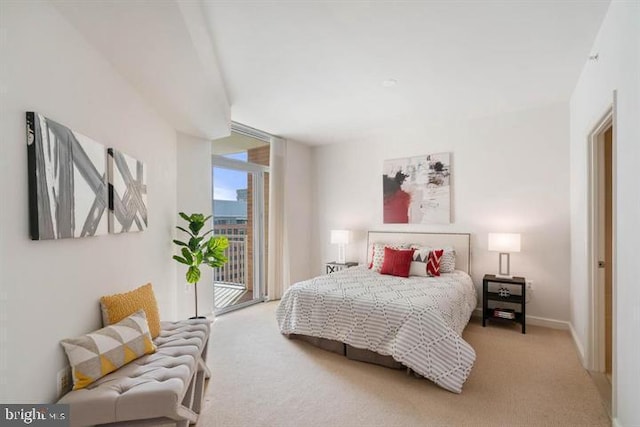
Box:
(61, 310, 156, 390)
(100, 283, 161, 338)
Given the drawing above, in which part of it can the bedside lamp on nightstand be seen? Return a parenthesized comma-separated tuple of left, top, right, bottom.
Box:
(488, 233, 521, 278)
(330, 229, 351, 264)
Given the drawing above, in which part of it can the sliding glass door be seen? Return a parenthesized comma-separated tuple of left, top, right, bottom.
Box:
(212, 128, 269, 314)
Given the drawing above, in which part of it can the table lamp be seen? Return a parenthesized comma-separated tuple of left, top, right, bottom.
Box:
(330, 230, 351, 264)
(488, 233, 521, 278)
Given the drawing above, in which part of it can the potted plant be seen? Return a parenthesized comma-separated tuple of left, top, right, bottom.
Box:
(173, 212, 229, 318)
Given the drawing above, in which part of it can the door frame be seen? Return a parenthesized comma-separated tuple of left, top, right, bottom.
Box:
(586, 91, 617, 410)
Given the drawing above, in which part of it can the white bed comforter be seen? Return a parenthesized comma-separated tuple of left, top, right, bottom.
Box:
(276, 266, 477, 393)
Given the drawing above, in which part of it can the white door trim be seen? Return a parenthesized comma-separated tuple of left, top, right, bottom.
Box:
(587, 106, 611, 373)
(586, 90, 617, 417)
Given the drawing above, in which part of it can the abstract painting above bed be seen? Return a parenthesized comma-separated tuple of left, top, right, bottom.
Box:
(383, 153, 451, 224)
(276, 266, 477, 393)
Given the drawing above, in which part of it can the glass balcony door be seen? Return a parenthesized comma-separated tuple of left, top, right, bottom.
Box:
(212, 155, 268, 314)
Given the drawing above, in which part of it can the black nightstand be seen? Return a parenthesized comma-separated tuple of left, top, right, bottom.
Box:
(326, 262, 358, 274)
(482, 274, 526, 334)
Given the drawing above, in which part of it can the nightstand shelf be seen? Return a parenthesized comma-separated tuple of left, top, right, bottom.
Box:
(485, 291, 523, 304)
(484, 308, 524, 323)
(482, 274, 526, 334)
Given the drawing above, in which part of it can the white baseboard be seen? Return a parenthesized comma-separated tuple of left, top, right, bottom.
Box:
(568, 322, 586, 367)
(527, 315, 570, 330)
(472, 308, 570, 330)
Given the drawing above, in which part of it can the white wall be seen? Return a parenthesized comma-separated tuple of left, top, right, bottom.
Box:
(285, 140, 314, 285)
(0, 2, 177, 403)
(176, 133, 217, 319)
(313, 103, 571, 324)
(569, 2, 640, 426)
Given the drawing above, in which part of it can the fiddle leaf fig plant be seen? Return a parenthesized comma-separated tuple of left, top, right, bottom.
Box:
(173, 212, 228, 318)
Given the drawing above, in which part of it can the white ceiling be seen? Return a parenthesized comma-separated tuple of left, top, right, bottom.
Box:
(53, 0, 231, 140)
(203, 1, 610, 145)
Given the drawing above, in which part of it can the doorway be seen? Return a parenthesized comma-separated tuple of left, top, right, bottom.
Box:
(211, 124, 270, 315)
(588, 104, 615, 416)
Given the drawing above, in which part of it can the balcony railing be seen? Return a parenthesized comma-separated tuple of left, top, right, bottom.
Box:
(214, 235, 247, 287)
(214, 235, 250, 310)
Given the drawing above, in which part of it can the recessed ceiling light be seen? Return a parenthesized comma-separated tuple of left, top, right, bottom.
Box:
(382, 78, 398, 88)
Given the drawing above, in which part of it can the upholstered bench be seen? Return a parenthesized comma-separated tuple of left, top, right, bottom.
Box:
(58, 319, 211, 427)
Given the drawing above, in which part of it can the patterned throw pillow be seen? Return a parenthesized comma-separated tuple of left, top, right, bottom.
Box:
(60, 310, 156, 390)
(380, 247, 415, 278)
(439, 247, 456, 273)
(368, 243, 410, 272)
(427, 249, 445, 276)
(100, 283, 161, 338)
(409, 246, 431, 276)
(410, 245, 456, 274)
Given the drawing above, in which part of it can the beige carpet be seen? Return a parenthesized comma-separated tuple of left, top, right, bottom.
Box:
(199, 302, 609, 427)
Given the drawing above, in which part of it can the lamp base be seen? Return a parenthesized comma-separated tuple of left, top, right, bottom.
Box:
(494, 273, 514, 279)
(497, 253, 512, 277)
(337, 244, 346, 264)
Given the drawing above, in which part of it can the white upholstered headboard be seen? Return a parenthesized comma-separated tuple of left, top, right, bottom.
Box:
(366, 231, 471, 274)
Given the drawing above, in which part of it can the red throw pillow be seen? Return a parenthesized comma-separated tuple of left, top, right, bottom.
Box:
(380, 247, 415, 278)
(427, 249, 444, 277)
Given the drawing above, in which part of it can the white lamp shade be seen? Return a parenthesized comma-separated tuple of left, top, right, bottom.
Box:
(330, 230, 351, 245)
(488, 233, 521, 253)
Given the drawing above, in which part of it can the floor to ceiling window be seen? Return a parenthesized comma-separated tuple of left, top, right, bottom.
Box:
(211, 123, 270, 314)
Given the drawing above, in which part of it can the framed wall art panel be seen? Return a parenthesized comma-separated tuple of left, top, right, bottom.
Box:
(107, 148, 148, 233)
(26, 112, 108, 240)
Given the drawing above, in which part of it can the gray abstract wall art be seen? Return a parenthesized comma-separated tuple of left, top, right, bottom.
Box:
(26, 112, 108, 240)
(107, 148, 147, 233)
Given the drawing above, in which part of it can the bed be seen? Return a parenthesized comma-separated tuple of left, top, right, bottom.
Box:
(276, 231, 477, 393)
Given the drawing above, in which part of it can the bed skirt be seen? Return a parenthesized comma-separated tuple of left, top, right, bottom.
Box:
(287, 333, 405, 370)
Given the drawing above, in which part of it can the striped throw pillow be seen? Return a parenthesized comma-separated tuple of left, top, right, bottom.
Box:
(427, 249, 444, 277)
